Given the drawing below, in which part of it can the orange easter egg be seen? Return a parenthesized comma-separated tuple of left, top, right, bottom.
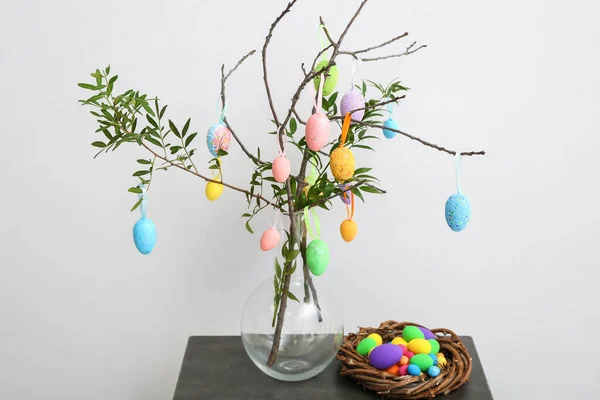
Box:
(272, 155, 291, 183)
(330, 146, 355, 182)
(340, 219, 358, 242)
(260, 227, 280, 251)
(399, 355, 409, 365)
(305, 113, 330, 151)
(385, 364, 400, 376)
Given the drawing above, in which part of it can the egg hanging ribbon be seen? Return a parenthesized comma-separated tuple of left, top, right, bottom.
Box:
(205, 158, 224, 201)
(330, 112, 355, 182)
(260, 208, 282, 251)
(313, 24, 339, 97)
(445, 152, 471, 232)
(206, 101, 232, 157)
(340, 57, 365, 124)
(305, 71, 330, 152)
(272, 112, 291, 182)
(340, 190, 358, 242)
(382, 103, 399, 139)
(304, 206, 330, 276)
(132, 184, 157, 255)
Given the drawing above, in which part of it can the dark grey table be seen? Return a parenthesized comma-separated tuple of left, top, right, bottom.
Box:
(173, 336, 493, 400)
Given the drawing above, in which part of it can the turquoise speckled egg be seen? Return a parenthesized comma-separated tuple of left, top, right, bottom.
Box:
(382, 118, 398, 139)
(306, 239, 330, 276)
(445, 193, 471, 232)
(133, 217, 156, 255)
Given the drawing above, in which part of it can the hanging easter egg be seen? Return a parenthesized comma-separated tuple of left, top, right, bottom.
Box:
(259, 227, 280, 252)
(306, 239, 330, 276)
(369, 343, 403, 370)
(133, 217, 157, 255)
(206, 123, 232, 157)
(402, 325, 425, 342)
(340, 89, 365, 123)
(330, 147, 355, 182)
(338, 184, 352, 205)
(313, 60, 339, 97)
(305, 113, 330, 151)
(272, 155, 291, 183)
(340, 219, 358, 242)
(382, 118, 398, 139)
(445, 193, 471, 232)
(205, 181, 224, 201)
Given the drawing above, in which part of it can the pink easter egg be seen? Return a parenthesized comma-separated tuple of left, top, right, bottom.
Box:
(405, 351, 415, 359)
(398, 344, 408, 354)
(340, 89, 365, 123)
(260, 227, 280, 251)
(272, 155, 291, 183)
(398, 364, 409, 376)
(305, 112, 330, 151)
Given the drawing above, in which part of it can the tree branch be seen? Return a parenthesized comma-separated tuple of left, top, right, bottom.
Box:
(343, 32, 409, 55)
(360, 41, 427, 62)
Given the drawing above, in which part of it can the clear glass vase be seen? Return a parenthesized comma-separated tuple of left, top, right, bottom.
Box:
(241, 212, 344, 381)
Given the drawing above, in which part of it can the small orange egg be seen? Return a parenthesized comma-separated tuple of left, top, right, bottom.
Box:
(340, 219, 358, 242)
(385, 364, 400, 376)
(399, 355, 409, 366)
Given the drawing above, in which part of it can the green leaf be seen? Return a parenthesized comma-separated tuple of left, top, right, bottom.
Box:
(169, 120, 181, 138)
(323, 182, 334, 197)
(146, 114, 158, 128)
(275, 258, 282, 279)
(159, 105, 168, 119)
(109, 75, 119, 84)
(130, 197, 143, 212)
(286, 291, 300, 303)
(351, 187, 365, 203)
(354, 167, 372, 175)
(184, 132, 197, 148)
(286, 249, 300, 262)
(91, 141, 106, 148)
(217, 149, 228, 157)
(290, 118, 297, 134)
(245, 220, 254, 234)
(78, 83, 99, 90)
(362, 81, 367, 95)
(146, 137, 162, 147)
(352, 144, 375, 151)
(170, 145, 182, 154)
(101, 129, 113, 141)
(105, 65, 111, 75)
(182, 118, 191, 138)
(137, 159, 151, 165)
(361, 186, 383, 194)
(142, 102, 155, 116)
(241, 213, 252, 218)
(128, 187, 143, 194)
(133, 170, 150, 177)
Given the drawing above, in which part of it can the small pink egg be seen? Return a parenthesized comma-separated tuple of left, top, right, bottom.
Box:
(398, 364, 409, 376)
(398, 344, 408, 354)
(272, 155, 291, 183)
(305, 113, 330, 151)
(405, 351, 414, 359)
(260, 227, 280, 251)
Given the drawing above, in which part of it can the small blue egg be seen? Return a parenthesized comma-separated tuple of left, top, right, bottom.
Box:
(445, 193, 471, 232)
(429, 354, 438, 365)
(407, 364, 421, 376)
(382, 118, 398, 139)
(428, 365, 441, 377)
(133, 217, 157, 255)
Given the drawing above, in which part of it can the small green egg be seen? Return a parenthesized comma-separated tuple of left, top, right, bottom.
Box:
(402, 325, 425, 342)
(410, 353, 434, 372)
(306, 239, 330, 276)
(428, 339, 440, 355)
(356, 337, 377, 356)
(313, 59, 339, 97)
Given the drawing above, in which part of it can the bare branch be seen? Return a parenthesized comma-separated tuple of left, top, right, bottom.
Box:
(330, 95, 406, 120)
(292, 108, 306, 125)
(224, 50, 256, 82)
(360, 42, 427, 62)
(343, 32, 409, 56)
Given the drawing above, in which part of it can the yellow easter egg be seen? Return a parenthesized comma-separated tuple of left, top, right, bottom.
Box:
(367, 333, 383, 346)
(340, 219, 358, 242)
(407, 338, 432, 354)
(330, 147, 355, 182)
(438, 356, 447, 367)
(391, 337, 408, 346)
(205, 181, 224, 201)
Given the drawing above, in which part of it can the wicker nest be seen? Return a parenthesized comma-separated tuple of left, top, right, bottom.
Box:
(337, 321, 472, 399)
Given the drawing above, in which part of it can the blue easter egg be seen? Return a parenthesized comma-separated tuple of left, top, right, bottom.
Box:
(133, 217, 157, 255)
(429, 354, 438, 365)
(428, 365, 441, 377)
(445, 193, 471, 232)
(407, 364, 421, 376)
(206, 123, 232, 157)
(382, 118, 398, 139)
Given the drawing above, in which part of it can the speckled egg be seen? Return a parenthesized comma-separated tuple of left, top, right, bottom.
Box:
(419, 327, 435, 340)
(382, 118, 399, 139)
(428, 339, 440, 355)
(410, 353, 434, 372)
(259, 227, 280, 252)
(340, 90, 365, 123)
(313, 60, 339, 97)
(305, 113, 330, 152)
(306, 239, 330, 276)
(330, 147, 355, 182)
(407, 338, 432, 355)
(272, 155, 291, 183)
(356, 337, 378, 356)
(133, 218, 156, 255)
(369, 343, 403, 370)
(445, 193, 471, 232)
(402, 326, 425, 342)
(206, 123, 232, 157)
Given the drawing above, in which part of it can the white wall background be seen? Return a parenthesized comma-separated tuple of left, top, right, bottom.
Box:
(1, 0, 599, 399)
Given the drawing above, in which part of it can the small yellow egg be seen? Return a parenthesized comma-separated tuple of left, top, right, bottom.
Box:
(438, 356, 447, 367)
(367, 333, 383, 346)
(340, 219, 358, 242)
(330, 147, 355, 182)
(205, 181, 224, 201)
(407, 338, 432, 355)
(391, 337, 408, 346)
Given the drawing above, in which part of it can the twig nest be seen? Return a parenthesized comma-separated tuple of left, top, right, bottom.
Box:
(306, 239, 330, 276)
(382, 118, 399, 139)
(313, 59, 339, 97)
(340, 89, 365, 123)
(272, 155, 291, 183)
(205, 181, 224, 201)
(259, 227, 280, 251)
(133, 217, 157, 255)
(340, 219, 358, 242)
(445, 193, 471, 232)
(305, 112, 330, 151)
(206, 123, 232, 157)
(330, 147, 355, 182)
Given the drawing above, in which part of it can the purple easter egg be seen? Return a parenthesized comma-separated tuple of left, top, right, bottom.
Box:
(369, 343, 403, 370)
(340, 90, 365, 123)
(338, 184, 351, 205)
(419, 327, 435, 340)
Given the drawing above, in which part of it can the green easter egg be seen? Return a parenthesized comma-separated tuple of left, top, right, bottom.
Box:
(428, 339, 440, 355)
(307, 239, 330, 276)
(402, 325, 425, 342)
(410, 353, 434, 372)
(313, 59, 339, 97)
(356, 337, 377, 356)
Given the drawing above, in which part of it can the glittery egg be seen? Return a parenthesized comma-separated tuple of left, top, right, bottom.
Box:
(407, 338, 432, 355)
(340, 89, 365, 123)
(272, 155, 291, 183)
(410, 353, 434, 372)
(398, 364, 409, 376)
(340, 219, 358, 242)
(305, 113, 330, 151)
(428, 365, 441, 377)
(339, 184, 351, 205)
(428, 339, 440, 355)
(369, 343, 403, 370)
(205, 181, 224, 201)
(382, 118, 398, 139)
(206, 123, 232, 157)
(330, 147, 355, 182)
(367, 333, 383, 346)
(419, 327, 435, 340)
(445, 193, 471, 232)
(407, 364, 421, 376)
(306, 239, 330, 276)
(356, 337, 378, 356)
(133, 218, 156, 255)
(402, 326, 425, 342)
(259, 227, 280, 251)
(313, 59, 339, 97)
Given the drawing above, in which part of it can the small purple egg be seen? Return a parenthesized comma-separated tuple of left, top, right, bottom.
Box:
(419, 327, 435, 340)
(369, 343, 403, 370)
(338, 184, 351, 205)
(340, 89, 365, 123)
